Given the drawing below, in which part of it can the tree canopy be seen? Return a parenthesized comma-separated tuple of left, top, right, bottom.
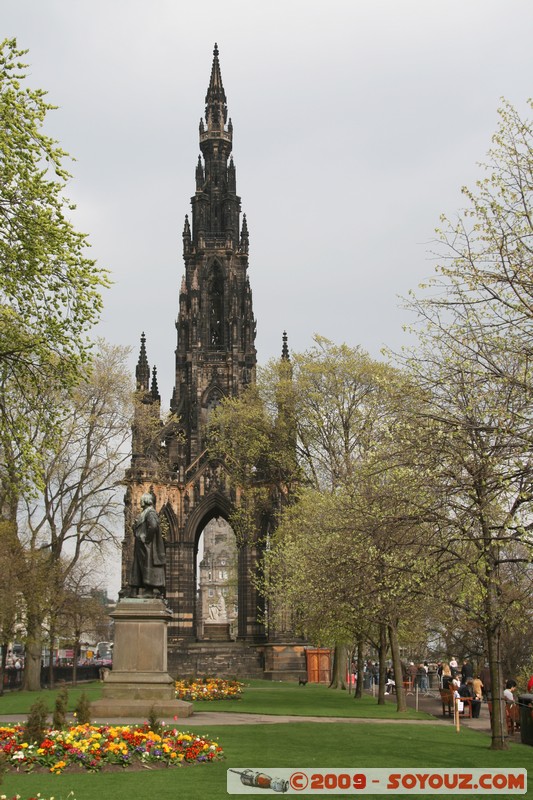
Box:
(0, 38, 110, 506)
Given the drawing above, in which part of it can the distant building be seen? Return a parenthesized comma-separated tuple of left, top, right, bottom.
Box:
(197, 518, 238, 639)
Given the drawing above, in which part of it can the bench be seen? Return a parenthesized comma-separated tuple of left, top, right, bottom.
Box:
(488, 701, 520, 734)
(439, 689, 472, 718)
(439, 689, 454, 716)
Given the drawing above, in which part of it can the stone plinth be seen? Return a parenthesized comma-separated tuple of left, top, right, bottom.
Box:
(262, 643, 307, 681)
(91, 598, 192, 719)
(203, 622, 231, 641)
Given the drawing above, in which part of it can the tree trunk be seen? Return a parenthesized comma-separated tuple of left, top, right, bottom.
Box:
(329, 643, 348, 690)
(389, 621, 407, 712)
(355, 636, 364, 699)
(48, 625, 55, 689)
(22, 613, 43, 691)
(347, 646, 354, 695)
(487, 624, 507, 750)
(0, 640, 7, 696)
(377, 622, 387, 704)
(72, 637, 79, 686)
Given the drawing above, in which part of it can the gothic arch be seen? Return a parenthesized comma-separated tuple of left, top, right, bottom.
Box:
(201, 383, 225, 407)
(183, 490, 233, 548)
(159, 502, 179, 543)
(205, 260, 225, 348)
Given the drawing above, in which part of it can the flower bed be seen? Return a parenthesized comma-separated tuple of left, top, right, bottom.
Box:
(1, 795, 75, 800)
(175, 677, 244, 701)
(0, 724, 223, 773)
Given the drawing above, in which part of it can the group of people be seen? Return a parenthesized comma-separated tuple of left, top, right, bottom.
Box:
(439, 661, 483, 718)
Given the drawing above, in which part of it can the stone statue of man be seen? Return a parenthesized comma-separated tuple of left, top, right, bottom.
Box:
(129, 493, 166, 597)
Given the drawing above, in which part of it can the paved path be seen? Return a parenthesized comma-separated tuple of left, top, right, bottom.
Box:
(0, 690, 497, 734)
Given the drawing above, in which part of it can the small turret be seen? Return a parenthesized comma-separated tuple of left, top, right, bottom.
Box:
(281, 331, 290, 361)
(136, 332, 150, 392)
(240, 213, 249, 253)
(195, 157, 204, 191)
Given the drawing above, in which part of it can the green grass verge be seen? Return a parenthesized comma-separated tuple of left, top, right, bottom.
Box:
(0, 683, 102, 714)
(193, 679, 432, 719)
(1, 680, 430, 719)
(1, 722, 530, 800)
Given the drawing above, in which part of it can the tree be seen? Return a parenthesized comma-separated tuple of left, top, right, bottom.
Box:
(404, 345, 533, 748)
(403, 98, 533, 750)
(17, 342, 132, 689)
(412, 98, 533, 390)
(0, 521, 23, 694)
(0, 38, 110, 512)
(211, 338, 436, 705)
(55, 567, 109, 686)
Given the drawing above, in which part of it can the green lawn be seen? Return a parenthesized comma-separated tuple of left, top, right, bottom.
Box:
(193, 679, 432, 719)
(1, 682, 531, 800)
(0, 682, 103, 714)
(2, 722, 530, 800)
(1, 679, 430, 719)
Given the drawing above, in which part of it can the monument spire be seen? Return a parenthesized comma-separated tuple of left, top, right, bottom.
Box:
(136, 332, 150, 392)
(281, 331, 290, 361)
(205, 42, 227, 131)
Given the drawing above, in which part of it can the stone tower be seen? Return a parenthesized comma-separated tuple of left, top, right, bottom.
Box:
(122, 44, 281, 677)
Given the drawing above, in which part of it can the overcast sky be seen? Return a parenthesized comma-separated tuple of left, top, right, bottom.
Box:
(4, 0, 532, 594)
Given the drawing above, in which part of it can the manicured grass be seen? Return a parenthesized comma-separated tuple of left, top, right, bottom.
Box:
(1, 722, 531, 800)
(0, 682, 102, 714)
(1, 681, 530, 800)
(191, 679, 432, 719)
(1, 679, 431, 719)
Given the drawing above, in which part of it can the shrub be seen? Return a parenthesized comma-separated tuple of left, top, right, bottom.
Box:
(74, 691, 91, 724)
(23, 698, 49, 744)
(53, 686, 69, 729)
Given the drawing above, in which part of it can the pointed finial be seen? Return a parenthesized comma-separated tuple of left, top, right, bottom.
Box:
(151, 365, 160, 402)
(240, 213, 249, 252)
(205, 42, 227, 129)
(281, 331, 290, 361)
(136, 332, 150, 391)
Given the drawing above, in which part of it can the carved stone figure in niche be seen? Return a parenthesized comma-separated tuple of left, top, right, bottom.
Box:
(129, 494, 166, 597)
(208, 264, 224, 347)
(208, 591, 227, 622)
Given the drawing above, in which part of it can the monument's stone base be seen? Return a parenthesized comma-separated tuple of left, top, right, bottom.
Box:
(91, 697, 193, 718)
(91, 597, 193, 719)
(167, 640, 307, 681)
(262, 643, 308, 682)
(168, 641, 265, 678)
(202, 622, 231, 641)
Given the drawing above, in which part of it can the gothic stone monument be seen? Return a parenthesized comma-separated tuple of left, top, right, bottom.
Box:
(120, 44, 306, 681)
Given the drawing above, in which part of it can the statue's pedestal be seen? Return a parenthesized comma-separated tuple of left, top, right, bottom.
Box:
(91, 598, 192, 719)
(203, 622, 231, 641)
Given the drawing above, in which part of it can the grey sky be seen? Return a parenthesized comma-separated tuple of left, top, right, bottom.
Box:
(4, 0, 532, 396)
(4, 0, 532, 594)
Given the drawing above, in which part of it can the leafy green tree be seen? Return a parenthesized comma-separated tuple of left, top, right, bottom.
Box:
(16, 342, 132, 689)
(0, 38, 110, 512)
(404, 98, 533, 750)
(413, 98, 533, 389)
(55, 569, 109, 686)
(0, 522, 23, 694)
(211, 338, 437, 705)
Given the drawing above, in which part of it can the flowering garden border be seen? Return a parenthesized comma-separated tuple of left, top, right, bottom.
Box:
(175, 677, 244, 701)
(0, 723, 223, 774)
